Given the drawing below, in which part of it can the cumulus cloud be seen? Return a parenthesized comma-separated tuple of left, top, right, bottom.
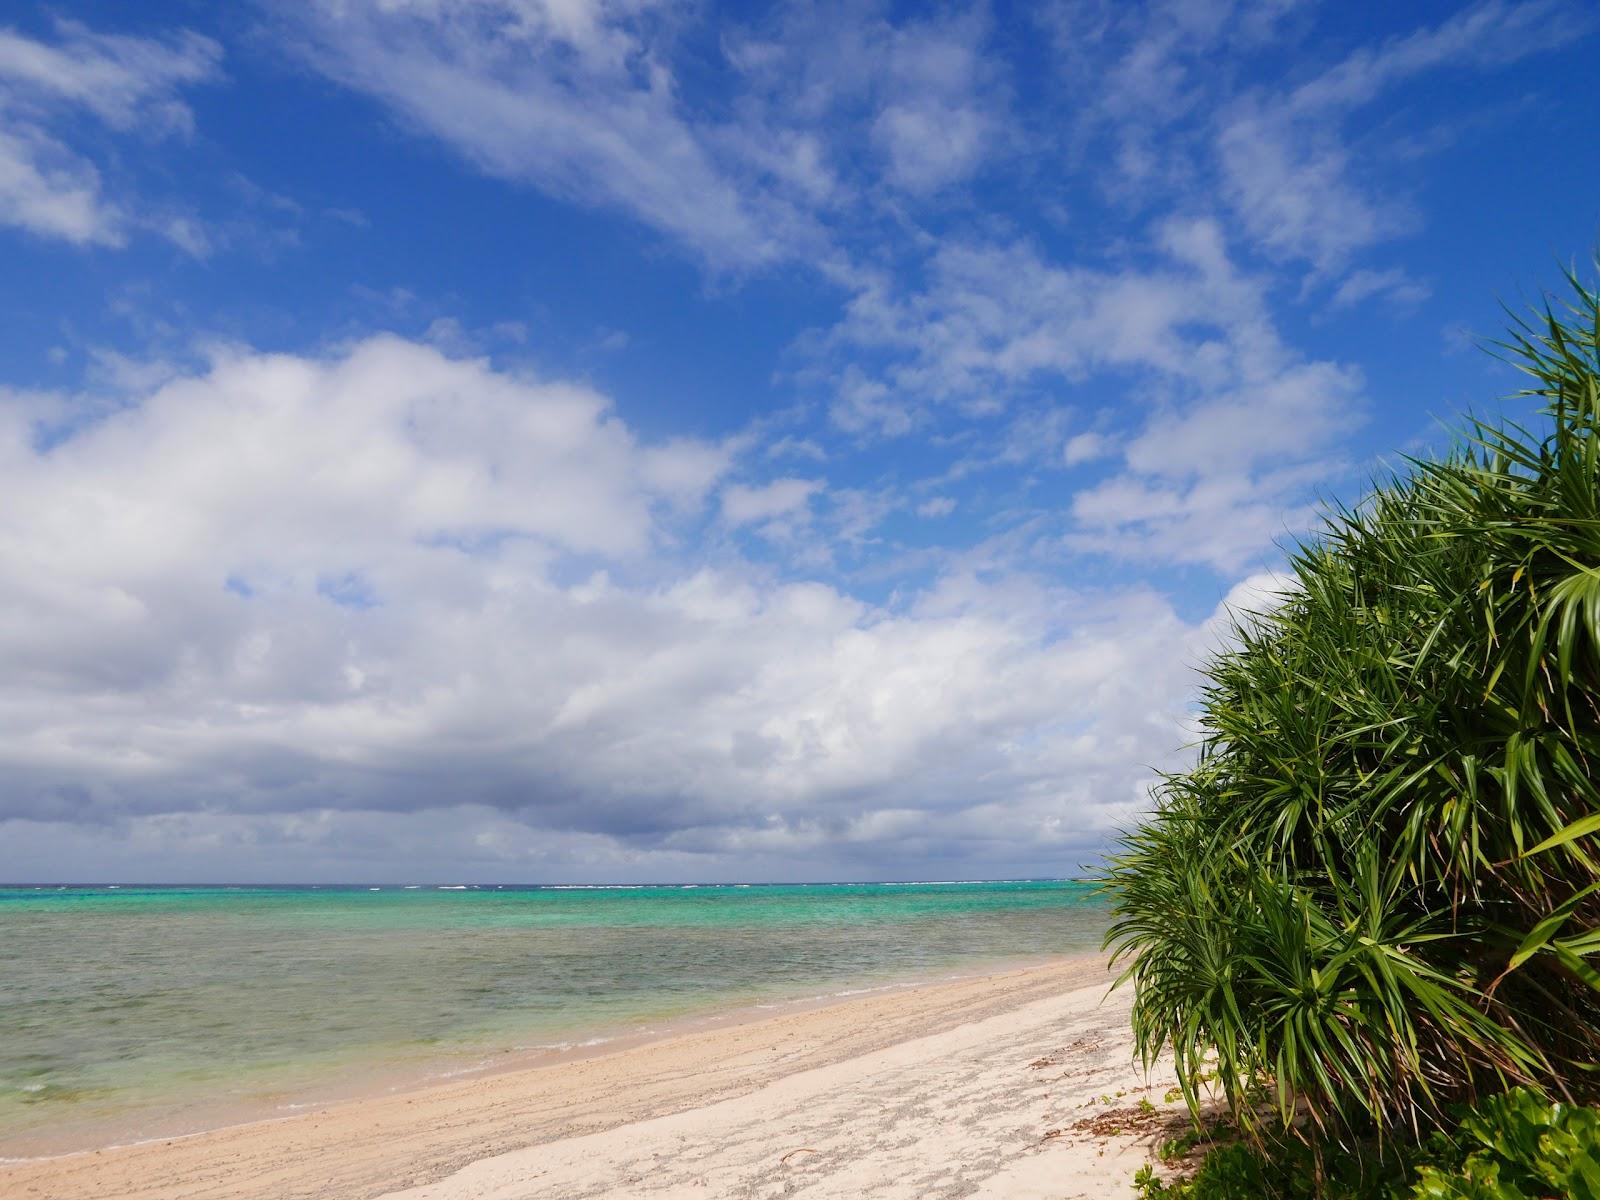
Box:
(0, 336, 1248, 881)
(0, 19, 221, 245)
(7, 2, 1576, 883)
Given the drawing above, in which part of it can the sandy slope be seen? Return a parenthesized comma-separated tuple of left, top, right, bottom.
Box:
(4, 956, 1185, 1200)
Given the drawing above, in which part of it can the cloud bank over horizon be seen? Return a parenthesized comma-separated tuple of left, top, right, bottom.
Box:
(3, 334, 1268, 882)
(0, 0, 1595, 881)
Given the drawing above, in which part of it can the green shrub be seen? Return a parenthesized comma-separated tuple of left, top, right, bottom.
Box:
(1130, 1089, 1600, 1200)
(1411, 1088, 1600, 1199)
(1105, 263, 1600, 1144)
(1133, 1145, 1295, 1200)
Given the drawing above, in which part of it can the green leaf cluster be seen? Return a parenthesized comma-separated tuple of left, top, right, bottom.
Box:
(1130, 1089, 1600, 1200)
(1103, 261, 1600, 1147)
(1411, 1088, 1600, 1199)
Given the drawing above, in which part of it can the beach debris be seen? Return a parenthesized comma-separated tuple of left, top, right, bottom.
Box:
(1028, 1056, 1057, 1069)
(779, 1147, 820, 1165)
(1071, 1100, 1188, 1141)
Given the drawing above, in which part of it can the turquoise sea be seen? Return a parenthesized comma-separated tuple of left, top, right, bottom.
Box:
(0, 880, 1107, 1157)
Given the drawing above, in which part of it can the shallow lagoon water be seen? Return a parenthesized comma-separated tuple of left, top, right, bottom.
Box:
(0, 880, 1108, 1156)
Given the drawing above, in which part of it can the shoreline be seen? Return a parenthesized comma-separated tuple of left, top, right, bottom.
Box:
(1, 950, 1100, 1164)
(2, 878, 1110, 1164)
(0, 953, 1184, 1200)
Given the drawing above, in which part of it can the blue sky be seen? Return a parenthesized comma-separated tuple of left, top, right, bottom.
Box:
(0, 0, 1596, 883)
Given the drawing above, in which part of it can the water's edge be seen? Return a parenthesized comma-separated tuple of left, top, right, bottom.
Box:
(2, 949, 1112, 1166)
(1, 881, 1109, 1158)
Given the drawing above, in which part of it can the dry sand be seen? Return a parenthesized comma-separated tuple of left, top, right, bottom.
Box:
(4, 956, 1188, 1200)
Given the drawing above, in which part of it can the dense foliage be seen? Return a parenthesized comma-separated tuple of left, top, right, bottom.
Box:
(1132, 1088, 1600, 1200)
(1104, 265, 1600, 1153)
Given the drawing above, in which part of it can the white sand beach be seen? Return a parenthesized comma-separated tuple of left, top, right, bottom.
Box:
(3, 957, 1185, 1200)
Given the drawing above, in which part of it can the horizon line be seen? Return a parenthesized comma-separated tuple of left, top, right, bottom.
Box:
(2, 876, 1094, 889)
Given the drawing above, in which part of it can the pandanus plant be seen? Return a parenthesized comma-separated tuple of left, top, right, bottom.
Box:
(1103, 261, 1600, 1154)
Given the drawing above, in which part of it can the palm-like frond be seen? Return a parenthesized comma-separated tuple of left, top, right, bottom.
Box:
(1104, 259, 1600, 1144)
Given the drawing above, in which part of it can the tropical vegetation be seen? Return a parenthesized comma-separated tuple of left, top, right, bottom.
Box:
(1132, 1087, 1600, 1199)
(1103, 261, 1600, 1191)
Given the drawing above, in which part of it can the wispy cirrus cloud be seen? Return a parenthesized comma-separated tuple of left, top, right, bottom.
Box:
(733, 5, 1004, 197)
(806, 218, 1306, 422)
(275, 0, 1011, 270)
(1041, 0, 1592, 278)
(271, 0, 1592, 295)
(798, 216, 1364, 570)
(1331, 267, 1431, 310)
(280, 0, 810, 271)
(721, 477, 824, 527)
(1284, 0, 1593, 114)
(0, 18, 221, 246)
(1216, 0, 1595, 273)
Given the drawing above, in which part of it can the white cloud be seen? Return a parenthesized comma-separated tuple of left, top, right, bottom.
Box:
(1068, 464, 1325, 572)
(1212, 568, 1295, 627)
(0, 336, 1248, 880)
(817, 241, 1201, 422)
(0, 126, 112, 244)
(281, 0, 803, 270)
(1214, 0, 1591, 271)
(1037, 0, 1307, 204)
(160, 214, 213, 258)
(721, 477, 822, 526)
(1062, 435, 1113, 467)
(1037, 1, 1589, 275)
(765, 435, 826, 462)
(641, 438, 738, 506)
(8, 1, 1581, 882)
(724, 3, 1005, 194)
(1215, 106, 1413, 272)
(280, 2, 1014, 269)
(1285, 0, 1592, 114)
(873, 101, 989, 194)
(1122, 360, 1363, 478)
(808, 218, 1364, 571)
(1063, 431, 1111, 466)
(0, 19, 221, 246)
(815, 217, 1302, 423)
(0, 20, 218, 132)
(1331, 267, 1431, 310)
(868, 15, 999, 194)
(826, 365, 916, 437)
